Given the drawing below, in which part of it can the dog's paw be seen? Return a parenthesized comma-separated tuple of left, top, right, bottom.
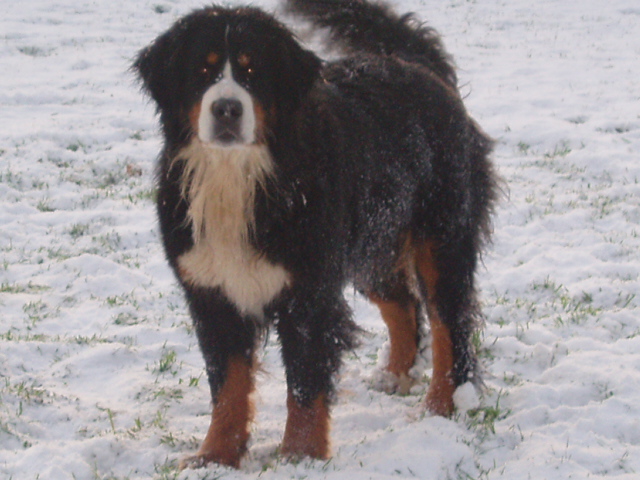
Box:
(179, 454, 208, 471)
(369, 368, 417, 395)
(179, 449, 242, 470)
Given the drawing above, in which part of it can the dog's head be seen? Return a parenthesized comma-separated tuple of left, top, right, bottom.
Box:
(134, 6, 321, 147)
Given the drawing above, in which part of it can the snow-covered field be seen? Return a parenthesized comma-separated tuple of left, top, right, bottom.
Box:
(1, 0, 639, 478)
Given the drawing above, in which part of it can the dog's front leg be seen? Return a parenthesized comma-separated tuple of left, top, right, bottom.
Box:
(282, 388, 330, 460)
(186, 355, 255, 469)
(180, 289, 258, 469)
(273, 289, 357, 460)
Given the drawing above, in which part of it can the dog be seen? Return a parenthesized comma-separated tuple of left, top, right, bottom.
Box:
(134, 0, 497, 469)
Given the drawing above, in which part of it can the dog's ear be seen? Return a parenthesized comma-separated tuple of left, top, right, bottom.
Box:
(133, 21, 188, 113)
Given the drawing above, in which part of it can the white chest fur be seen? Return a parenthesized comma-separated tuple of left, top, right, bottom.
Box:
(174, 140, 290, 316)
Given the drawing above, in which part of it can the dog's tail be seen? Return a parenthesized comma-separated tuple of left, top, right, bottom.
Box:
(284, 0, 457, 87)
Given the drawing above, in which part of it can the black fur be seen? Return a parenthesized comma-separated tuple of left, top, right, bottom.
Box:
(134, 0, 496, 447)
(284, 0, 457, 86)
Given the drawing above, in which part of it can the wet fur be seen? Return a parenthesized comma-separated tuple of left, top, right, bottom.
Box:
(134, 0, 497, 467)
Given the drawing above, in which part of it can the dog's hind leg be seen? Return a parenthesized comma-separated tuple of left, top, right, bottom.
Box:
(368, 278, 421, 395)
(413, 238, 481, 417)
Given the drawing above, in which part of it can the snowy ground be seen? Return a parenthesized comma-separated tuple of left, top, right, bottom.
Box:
(1, 0, 639, 479)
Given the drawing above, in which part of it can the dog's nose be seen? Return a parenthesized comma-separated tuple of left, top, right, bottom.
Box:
(211, 98, 243, 122)
(210, 98, 244, 144)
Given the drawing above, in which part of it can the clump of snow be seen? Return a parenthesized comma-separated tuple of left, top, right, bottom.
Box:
(454, 382, 481, 412)
(369, 319, 430, 394)
(1, 0, 640, 479)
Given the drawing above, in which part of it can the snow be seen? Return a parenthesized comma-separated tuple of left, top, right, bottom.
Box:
(1, 0, 639, 478)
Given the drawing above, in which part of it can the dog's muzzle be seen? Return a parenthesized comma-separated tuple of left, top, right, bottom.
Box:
(196, 62, 257, 146)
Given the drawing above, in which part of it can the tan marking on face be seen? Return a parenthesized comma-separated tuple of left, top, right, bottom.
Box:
(189, 102, 202, 135)
(252, 102, 267, 143)
(237, 53, 251, 68)
(206, 51, 220, 66)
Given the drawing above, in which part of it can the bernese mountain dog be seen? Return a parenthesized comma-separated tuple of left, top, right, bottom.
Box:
(134, 0, 497, 469)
